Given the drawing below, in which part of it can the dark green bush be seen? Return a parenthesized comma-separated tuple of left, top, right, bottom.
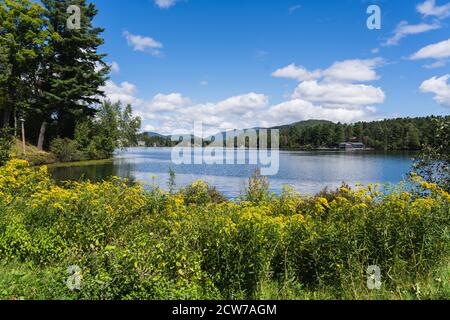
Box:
(0, 128, 12, 166)
(50, 138, 85, 162)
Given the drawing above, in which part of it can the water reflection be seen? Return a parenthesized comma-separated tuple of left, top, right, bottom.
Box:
(49, 148, 415, 197)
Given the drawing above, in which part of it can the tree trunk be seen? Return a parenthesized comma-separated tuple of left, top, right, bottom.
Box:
(2, 105, 12, 128)
(21, 119, 26, 155)
(37, 121, 47, 151)
(14, 109, 17, 137)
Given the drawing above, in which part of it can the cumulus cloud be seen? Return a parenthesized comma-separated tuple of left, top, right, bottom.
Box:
(267, 99, 377, 124)
(123, 31, 163, 56)
(292, 81, 385, 108)
(417, 0, 450, 19)
(383, 21, 441, 46)
(101, 81, 271, 136)
(146, 93, 191, 112)
(154, 0, 177, 9)
(273, 59, 385, 108)
(273, 59, 383, 83)
(215, 93, 269, 113)
(268, 59, 385, 126)
(322, 58, 383, 82)
(420, 74, 450, 107)
(101, 80, 141, 106)
(103, 57, 386, 136)
(410, 38, 450, 60)
(272, 64, 321, 81)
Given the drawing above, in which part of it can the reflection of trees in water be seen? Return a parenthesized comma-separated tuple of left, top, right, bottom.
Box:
(48, 150, 415, 196)
(49, 162, 136, 185)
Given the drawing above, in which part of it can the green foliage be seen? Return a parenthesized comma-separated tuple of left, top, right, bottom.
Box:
(0, 128, 12, 166)
(0, 160, 448, 300)
(47, 101, 142, 163)
(0, 0, 50, 126)
(167, 168, 176, 194)
(245, 170, 271, 203)
(36, 0, 109, 141)
(180, 180, 227, 205)
(412, 117, 449, 192)
(73, 101, 142, 160)
(50, 138, 84, 162)
(0, 0, 128, 159)
(278, 116, 449, 151)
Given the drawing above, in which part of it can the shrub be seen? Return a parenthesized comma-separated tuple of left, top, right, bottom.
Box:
(245, 169, 271, 204)
(180, 180, 227, 205)
(0, 128, 12, 166)
(50, 138, 85, 162)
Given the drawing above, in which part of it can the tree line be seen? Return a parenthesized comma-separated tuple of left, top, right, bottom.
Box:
(0, 0, 140, 160)
(277, 116, 449, 151)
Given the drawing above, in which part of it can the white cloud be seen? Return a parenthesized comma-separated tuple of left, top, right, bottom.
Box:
(95, 61, 120, 75)
(268, 58, 385, 126)
(272, 64, 321, 81)
(383, 21, 441, 46)
(273, 59, 383, 83)
(420, 74, 450, 107)
(101, 80, 141, 106)
(417, 0, 450, 19)
(273, 59, 385, 109)
(200, 80, 208, 86)
(267, 99, 377, 124)
(410, 38, 450, 60)
(147, 93, 191, 112)
(424, 60, 448, 68)
(292, 81, 385, 108)
(143, 124, 156, 132)
(104, 56, 386, 136)
(154, 0, 177, 9)
(123, 31, 163, 56)
(322, 58, 383, 82)
(215, 93, 269, 113)
(109, 61, 120, 74)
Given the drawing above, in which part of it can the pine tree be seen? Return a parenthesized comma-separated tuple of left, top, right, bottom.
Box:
(36, 0, 109, 149)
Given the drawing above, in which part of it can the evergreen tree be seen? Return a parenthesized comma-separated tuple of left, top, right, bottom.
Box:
(0, 0, 49, 128)
(36, 0, 109, 149)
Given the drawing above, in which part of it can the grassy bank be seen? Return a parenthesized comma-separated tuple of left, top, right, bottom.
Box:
(11, 139, 57, 165)
(10, 138, 114, 168)
(0, 160, 449, 300)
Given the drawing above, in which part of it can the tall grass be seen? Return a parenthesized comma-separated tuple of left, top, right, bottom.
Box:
(0, 160, 448, 300)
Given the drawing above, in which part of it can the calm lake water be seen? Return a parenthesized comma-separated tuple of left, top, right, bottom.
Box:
(48, 148, 416, 198)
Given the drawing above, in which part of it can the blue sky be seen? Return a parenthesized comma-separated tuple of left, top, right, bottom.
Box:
(92, 0, 450, 135)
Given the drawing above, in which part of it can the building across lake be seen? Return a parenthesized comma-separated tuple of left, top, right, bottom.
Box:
(339, 142, 365, 150)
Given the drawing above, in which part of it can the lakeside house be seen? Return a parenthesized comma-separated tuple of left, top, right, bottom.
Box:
(339, 142, 365, 150)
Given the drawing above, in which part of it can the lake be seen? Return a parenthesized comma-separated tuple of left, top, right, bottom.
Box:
(48, 148, 416, 198)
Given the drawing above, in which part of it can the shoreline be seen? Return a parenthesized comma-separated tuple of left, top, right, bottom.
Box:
(44, 158, 114, 168)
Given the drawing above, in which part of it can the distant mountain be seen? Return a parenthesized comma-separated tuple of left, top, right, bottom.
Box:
(142, 131, 168, 138)
(140, 116, 448, 151)
(273, 119, 334, 130)
(144, 120, 333, 142)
